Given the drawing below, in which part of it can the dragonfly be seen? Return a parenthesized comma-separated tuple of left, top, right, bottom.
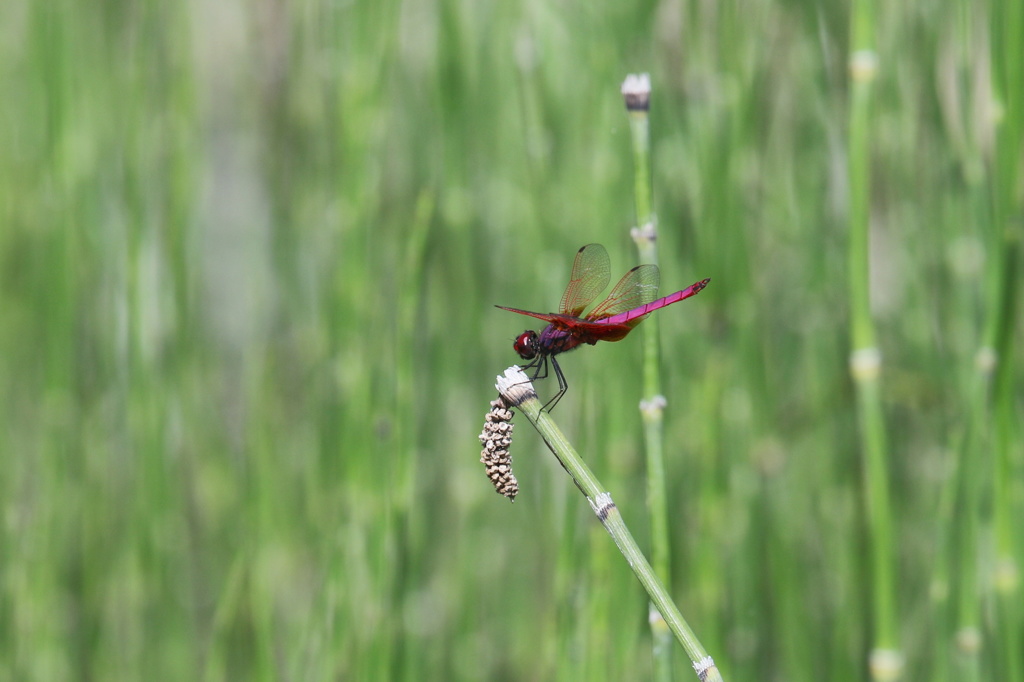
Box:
(496, 243, 709, 410)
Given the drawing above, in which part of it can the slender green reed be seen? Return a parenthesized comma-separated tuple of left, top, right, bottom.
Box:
(847, 1, 902, 677)
(944, 19, 990, 682)
(496, 367, 724, 682)
(986, 3, 1023, 678)
(939, 6, 1024, 680)
(622, 72, 675, 681)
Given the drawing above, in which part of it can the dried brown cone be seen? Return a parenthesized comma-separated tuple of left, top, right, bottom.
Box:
(479, 396, 518, 500)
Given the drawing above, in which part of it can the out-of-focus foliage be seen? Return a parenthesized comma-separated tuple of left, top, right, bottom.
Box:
(0, 0, 1020, 679)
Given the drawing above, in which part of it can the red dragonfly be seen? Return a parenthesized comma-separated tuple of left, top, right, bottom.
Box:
(497, 243, 709, 409)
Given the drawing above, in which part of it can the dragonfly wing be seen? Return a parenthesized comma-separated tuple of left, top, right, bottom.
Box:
(559, 244, 611, 316)
(495, 305, 577, 328)
(586, 264, 660, 321)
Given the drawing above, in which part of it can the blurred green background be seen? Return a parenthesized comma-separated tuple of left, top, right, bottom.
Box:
(1, 0, 1021, 679)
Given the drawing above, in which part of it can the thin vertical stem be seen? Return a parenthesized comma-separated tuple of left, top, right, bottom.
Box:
(987, 0, 1023, 678)
(624, 74, 654, 232)
(623, 73, 674, 682)
(847, 2, 902, 678)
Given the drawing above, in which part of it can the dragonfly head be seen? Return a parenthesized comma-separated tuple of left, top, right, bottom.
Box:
(513, 330, 538, 360)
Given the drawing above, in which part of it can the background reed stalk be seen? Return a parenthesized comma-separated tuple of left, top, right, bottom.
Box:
(847, 1, 902, 677)
(980, 3, 1023, 679)
(622, 73, 677, 681)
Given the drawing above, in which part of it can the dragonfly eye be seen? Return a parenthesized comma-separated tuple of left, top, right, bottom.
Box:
(513, 330, 538, 359)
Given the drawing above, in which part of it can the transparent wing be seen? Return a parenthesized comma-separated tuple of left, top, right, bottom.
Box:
(558, 244, 611, 316)
(585, 264, 660, 321)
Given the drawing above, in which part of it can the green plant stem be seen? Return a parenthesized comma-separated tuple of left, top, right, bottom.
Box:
(622, 84, 655, 227)
(496, 367, 724, 682)
(847, 5, 902, 678)
(989, 238, 1021, 681)
(988, 2, 1023, 677)
(623, 73, 674, 681)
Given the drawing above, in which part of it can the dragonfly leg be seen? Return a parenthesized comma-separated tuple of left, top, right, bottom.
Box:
(542, 357, 568, 412)
(527, 355, 548, 382)
(512, 355, 566, 412)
